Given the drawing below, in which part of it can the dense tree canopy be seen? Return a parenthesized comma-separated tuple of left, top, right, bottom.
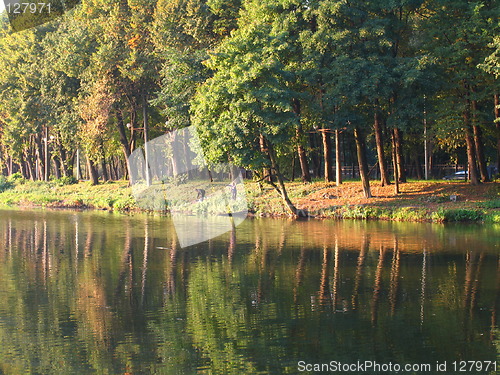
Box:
(0, 0, 498, 212)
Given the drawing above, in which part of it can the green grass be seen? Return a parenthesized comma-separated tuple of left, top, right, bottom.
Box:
(0, 179, 498, 225)
(431, 208, 484, 223)
(0, 180, 136, 211)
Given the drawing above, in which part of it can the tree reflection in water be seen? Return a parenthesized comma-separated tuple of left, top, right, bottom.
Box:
(0, 209, 498, 374)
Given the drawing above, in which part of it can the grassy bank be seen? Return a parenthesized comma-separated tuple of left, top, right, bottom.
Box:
(244, 179, 500, 223)
(0, 174, 499, 223)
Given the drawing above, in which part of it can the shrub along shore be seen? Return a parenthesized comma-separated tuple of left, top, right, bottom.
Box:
(0, 175, 499, 224)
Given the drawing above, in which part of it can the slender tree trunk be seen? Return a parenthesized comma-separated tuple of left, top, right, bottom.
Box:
(335, 129, 342, 186)
(116, 110, 132, 182)
(19, 161, 26, 179)
(35, 136, 44, 181)
(87, 157, 99, 186)
(353, 127, 372, 198)
(464, 100, 480, 185)
(374, 110, 391, 186)
(414, 155, 423, 180)
(292, 99, 311, 182)
(394, 128, 406, 183)
(472, 99, 489, 182)
(259, 134, 272, 181)
(473, 124, 489, 182)
(57, 144, 70, 177)
(322, 130, 334, 182)
(101, 159, 109, 181)
(142, 91, 151, 186)
(264, 136, 302, 216)
(25, 152, 35, 181)
(495, 93, 500, 175)
(53, 157, 62, 179)
(391, 129, 400, 194)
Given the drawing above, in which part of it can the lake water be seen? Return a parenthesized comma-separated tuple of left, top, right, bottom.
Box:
(0, 208, 499, 374)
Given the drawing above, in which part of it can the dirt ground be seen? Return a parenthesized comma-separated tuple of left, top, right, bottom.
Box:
(295, 180, 500, 212)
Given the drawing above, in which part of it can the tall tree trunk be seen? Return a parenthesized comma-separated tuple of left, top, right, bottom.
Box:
(116, 110, 132, 182)
(472, 99, 489, 182)
(335, 129, 342, 186)
(353, 127, 372, 198)
(259, 134, 272, 181)
(264, 136, 302, 217)
(142, 92, 151, 186)
(391, 129, 400, 194)
(414, 155, 423, 180)
(495, 93, 500, 176)
(464, 100, 480, 185)
(25, 151, 35, 181)
(473, 124, 489, 182)
(101, 159, 109, 181)
(322, 130, 334, 182)
(53, 157, 62, 179)
(374, 110, 391, 186)
(394, 128, 406, 183)
(87, 157, 99, 186)
(292, 99, 311, 182)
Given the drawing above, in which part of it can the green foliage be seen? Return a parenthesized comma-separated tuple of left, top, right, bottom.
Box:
(52, 176, 78, 186)
(477, 199, 500, 209)
(0, 175, 14, 192)
(432, 208, 484, 222)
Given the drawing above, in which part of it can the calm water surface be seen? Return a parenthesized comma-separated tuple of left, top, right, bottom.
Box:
(0, 208, 499, 374)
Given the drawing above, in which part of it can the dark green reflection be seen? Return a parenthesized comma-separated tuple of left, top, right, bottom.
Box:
(0, 209, 498, 374)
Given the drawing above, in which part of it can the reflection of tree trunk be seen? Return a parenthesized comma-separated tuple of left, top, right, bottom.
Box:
(371, 246, 385, 325)
(420, 249, 427, 325)
(166, 238, 178, 297)
(491, 256, 500, 341)
(84, 222, 94, 258)
(333, 238, 341, 312)
(114, 222, 132, 298)
(294, 246, 307, 304)
(42, 220, 48, 284)
(228, 219, 236, 264)
(318, 244, 331, 308)
(141, 220, 149, 306)
(463, 250, 477, 341)
(464, 251, 476, 311)
(470, 252, 484, 317)
(352, 235, 369, 309)
(354, 127, 372, 198)
(389, 237, 401, 316)
(74, 217, 80, 274)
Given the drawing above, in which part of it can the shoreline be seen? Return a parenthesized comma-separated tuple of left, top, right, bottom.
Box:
(0, 179, 499, 224)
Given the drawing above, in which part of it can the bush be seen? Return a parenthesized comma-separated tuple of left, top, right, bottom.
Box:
(7, 172, 25, 183)
(53, 176, 78, 186)
(443, 208, 483, 221)
(478, 199, 500, 209)
(0, 175, 14, 192)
